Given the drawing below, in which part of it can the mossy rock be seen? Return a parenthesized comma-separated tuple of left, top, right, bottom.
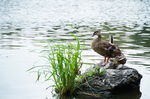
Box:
(75, 66, 142, 98)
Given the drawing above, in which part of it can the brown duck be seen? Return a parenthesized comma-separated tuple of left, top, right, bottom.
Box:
(91, 30, 121, 64)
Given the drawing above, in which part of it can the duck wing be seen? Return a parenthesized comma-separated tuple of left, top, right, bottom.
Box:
(107, 44, 121, 57)
(96, 40, 121, 57)
(94, 40, 112, 56)
(96, 40, 112, 50)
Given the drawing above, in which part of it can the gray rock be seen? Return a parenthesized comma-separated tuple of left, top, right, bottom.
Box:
(76, 66, 142, 98)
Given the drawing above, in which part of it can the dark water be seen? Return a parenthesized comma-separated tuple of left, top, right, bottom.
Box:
(0, 0, 150, 99)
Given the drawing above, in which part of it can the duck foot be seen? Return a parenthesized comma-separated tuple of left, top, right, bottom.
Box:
(99, 60, 108, 66)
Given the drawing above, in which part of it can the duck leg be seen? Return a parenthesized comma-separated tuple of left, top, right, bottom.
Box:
(104, 57, 107, 63)
(102, 57, 110, 66)
(106, 57, 110, 64)
(101, 57, 107, 66)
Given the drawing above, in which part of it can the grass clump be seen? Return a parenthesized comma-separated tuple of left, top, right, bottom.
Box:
(28, 39, 82, 96)
(49, 40, 82, 95)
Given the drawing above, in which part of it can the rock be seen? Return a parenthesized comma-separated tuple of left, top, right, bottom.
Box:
(75, 66, 142, 98)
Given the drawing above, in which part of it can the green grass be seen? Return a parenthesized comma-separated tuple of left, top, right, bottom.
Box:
(49, 40, 82, 95)
(28, 38, 82, 96)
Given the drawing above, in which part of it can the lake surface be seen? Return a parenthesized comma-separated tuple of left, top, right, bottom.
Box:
(0, 0, 150, 99)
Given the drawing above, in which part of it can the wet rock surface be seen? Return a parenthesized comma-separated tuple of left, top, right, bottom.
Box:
(76, 65, 142, 98)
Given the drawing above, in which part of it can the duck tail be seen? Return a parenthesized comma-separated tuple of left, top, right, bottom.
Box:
(109, 35, 113, 44)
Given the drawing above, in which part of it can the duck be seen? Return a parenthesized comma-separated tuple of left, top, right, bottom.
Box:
(91, 30, 122, 65)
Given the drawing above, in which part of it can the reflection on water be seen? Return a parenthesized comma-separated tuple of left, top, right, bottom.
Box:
(76, 88, 142, 99)
(0, 0, 150, 99)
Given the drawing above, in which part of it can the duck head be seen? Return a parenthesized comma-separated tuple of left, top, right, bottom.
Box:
(92, 30, 101, 37)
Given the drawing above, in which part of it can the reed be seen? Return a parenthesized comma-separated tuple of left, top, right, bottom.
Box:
(48, 40, 82, 95)
(28, 38, 82, 96)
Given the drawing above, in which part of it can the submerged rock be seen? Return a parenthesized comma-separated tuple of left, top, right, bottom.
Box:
(76, 65, 142, 98)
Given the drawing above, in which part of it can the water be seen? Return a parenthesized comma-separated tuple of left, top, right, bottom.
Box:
(0, 0, 150, 99)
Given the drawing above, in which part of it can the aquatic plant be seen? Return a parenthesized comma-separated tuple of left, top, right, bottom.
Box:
(48, 40, 82, 95)
(28, 38, 82, 96)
